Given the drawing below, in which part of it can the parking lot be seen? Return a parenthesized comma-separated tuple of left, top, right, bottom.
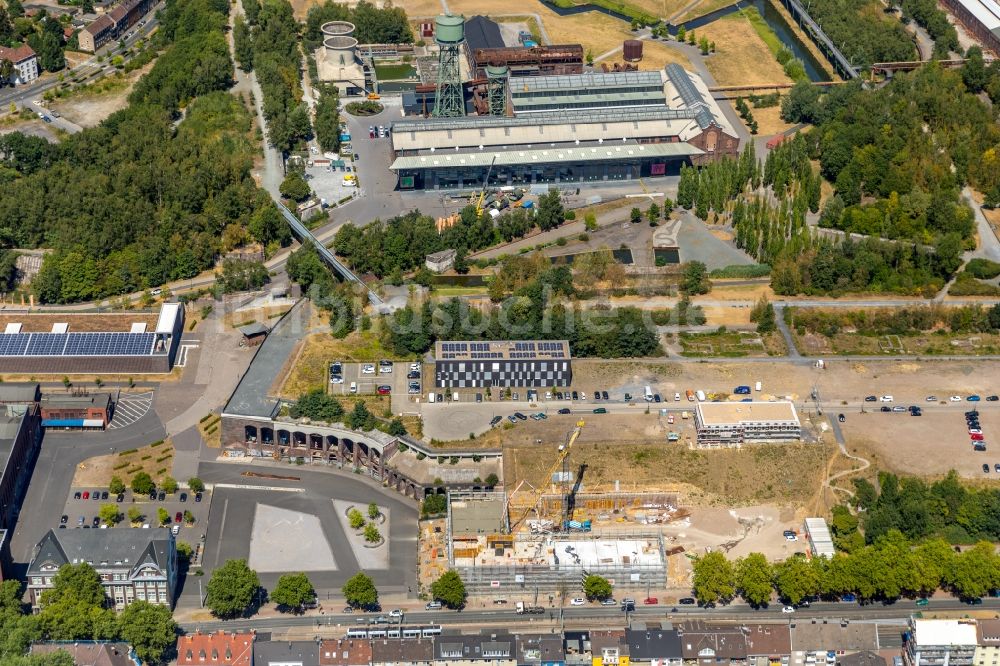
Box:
(60, 487, 211, 538)
(328, 360, 423, 398)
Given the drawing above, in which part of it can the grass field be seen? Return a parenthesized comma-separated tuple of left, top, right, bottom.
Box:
(674, 0, 738, 22)
(504, 439, 834, 505)
(696, 13, 793, 86)
(792, 330, 1000, 357)
(679, 330, 787, 357)
(374, 64, 417, 80)
(278, 330, 399, 398)
(635, 40, 693, 69)
(749, 105, 796, 137)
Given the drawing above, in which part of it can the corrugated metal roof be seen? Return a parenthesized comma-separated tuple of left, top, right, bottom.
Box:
(393, 106, 708, 132)
(511, 70, 663, 93)
(390, 142, 702, 171)
(956, 0, 1000, 30)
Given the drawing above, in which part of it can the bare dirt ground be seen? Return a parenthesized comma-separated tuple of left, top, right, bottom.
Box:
(72, 439, 175, 487)
(50, 64, 153, 128)
(698, 15, 793, 87)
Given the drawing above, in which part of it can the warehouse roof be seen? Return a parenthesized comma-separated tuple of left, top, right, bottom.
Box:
(954, 0, 1000, 34)
(391, 142, 702, 171)
(465, 15, 504, 52)
(512, 70, 664, 93)
(695, 401, 799, 426)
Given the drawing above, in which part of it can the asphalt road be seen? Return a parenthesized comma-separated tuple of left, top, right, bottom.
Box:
(176, 596, 998, 634)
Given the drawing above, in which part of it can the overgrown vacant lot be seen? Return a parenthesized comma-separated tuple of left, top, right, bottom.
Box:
(504, 438, 834, 505)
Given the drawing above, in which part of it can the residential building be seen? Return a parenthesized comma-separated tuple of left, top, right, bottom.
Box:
(0, 406, 43, 529)
(253, 641, 319, 666)
(789, 622, 878, 661)
(590, 631, 629, 666)
(976, 619, 1000, 666)
(78, 0, 155, 52)
(40, 392, 114, 429)
(516, 634, 566, 666)
(693, 401, 801, 447)
(177, 631, 256, 666)
(320, 639, 372, 666)
(743, 624, 792, 666)
(0, 44, 39, 85)
(434, 631, 517, 666)
(904, 619, 977, 666)
(677, 622, 747, 666)
(30, 641, 138, 666)
(626, 625, 682, 666)
(425, 249, 457, 274)
(434, 340, 572, 388)
(26, 528, 177, 610)
(370, 638, 435, 666)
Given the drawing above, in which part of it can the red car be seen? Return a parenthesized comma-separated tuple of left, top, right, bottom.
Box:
(174, 512, 183, 523)
(972, 434, 985, 441)
(643, 597, 658, 605)
(82, 491, 90, 500)
(377, 385, 391, 395)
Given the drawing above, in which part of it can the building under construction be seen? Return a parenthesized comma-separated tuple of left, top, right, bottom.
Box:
(470, 45, 584, 78)
(445, 489, 676, 593)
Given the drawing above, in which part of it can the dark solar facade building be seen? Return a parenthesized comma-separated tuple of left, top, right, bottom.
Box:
(0, 303, 184, 374)
(434, 340, 572, 388)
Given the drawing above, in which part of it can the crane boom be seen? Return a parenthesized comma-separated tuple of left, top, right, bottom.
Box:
(474, 156, 498, 216)
(507, 420, 584, 534)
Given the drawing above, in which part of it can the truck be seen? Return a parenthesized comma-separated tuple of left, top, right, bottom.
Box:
(685, 389, 695, 402)
(563, 519, 592, 531)
(644, 386, 654, 402)
(695, 390, 706, 402)
(515, 602, 545, 614)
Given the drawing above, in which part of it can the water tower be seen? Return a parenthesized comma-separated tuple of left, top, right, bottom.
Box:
(433, 14, 465, 117)
(486, 65, 508, 116)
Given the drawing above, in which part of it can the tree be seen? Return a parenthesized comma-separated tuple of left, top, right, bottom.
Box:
(342, 572, 378, 609)
(108, 476, 125, 495)
(736, 553, 773, 607)
(363, 522, 381, 543)
(160, 476, 178, 495)
(188, 477, 205, 493)
(692, 551, 736, 605)
(117, 600, 177, 665)
(205, 559, 260, 618)
(583, 574, 612, 600)
(773, 556, 819, 604)
(536, 190, 565, 231)
(630, 207, 642, 224)
(484, 472, 499, 488)
(218, 258, 269, 293)
(348, 508, 365, 530)
(176, 541, 193, 563)
(431, 570, 466, 609)
(367, 502, 380, 520)
(99, 504, 120, 527)
(780, 80, 822, 123)
(128, 507, 143, 524)
(131, 472, 154, 495)
(677, 25, 686, 42)
(750, 295, 776, 333)
(270, 573, 315, 612)
(646, 203, 660, 223)
(421, 494, 446, 517)
(280, 172, 311, 202)
(963, 45, 988, 93)
(233, 16, 253, 71)
(948, 541, 1000, 599)
(157, 508, 170, 526)
(680, 261, 710, 295)
(453, 247, 469, 274)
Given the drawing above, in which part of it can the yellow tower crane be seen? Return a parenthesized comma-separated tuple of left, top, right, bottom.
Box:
(505, 420, 585, 534)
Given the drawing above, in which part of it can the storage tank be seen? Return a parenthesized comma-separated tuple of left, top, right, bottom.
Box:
(324, 35, 359, 66)
(623, 39, 643, 62)
(434, 14, 465, 45)
(321, 20, 355, 38)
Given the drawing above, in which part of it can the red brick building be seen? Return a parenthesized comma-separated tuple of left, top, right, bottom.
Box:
(178, 630, 256, 666)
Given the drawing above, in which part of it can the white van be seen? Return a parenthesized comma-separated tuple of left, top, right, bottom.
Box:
(350, 381, 357, 394)
(644, 386, 654, 402)
(452, 391, 459, 402)
(755, 381, 762, 392)
(428, 392, 436, 403)
(696, 390, 707, 402)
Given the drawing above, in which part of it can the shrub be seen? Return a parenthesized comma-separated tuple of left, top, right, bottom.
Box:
(966, 258, 1000, 280)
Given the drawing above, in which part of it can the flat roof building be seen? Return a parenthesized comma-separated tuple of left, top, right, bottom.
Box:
(804, 517, 835, 558)
(905, 619, 978, 666)
(391, 65, 738, 190)
(694, 401, 800, 447)
(40, 392, 114, 429)
(471, 45, 584, 78)
(434, 340, 571, 388)
(0, 408, 42, 533)
(940, 0, 1000, 55)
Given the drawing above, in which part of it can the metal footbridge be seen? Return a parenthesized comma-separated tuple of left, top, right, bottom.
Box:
(275, 201, 384, 308)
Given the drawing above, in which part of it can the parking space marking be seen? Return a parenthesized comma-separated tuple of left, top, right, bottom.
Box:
(175, 343, 198, 367)
(108, 391, 154, 430)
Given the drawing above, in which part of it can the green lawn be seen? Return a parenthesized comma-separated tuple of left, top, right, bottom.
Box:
(374, 64, 416, 81)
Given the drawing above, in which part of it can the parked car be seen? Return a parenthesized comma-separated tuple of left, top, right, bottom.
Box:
(175, 511, 183, 523)
(514, 412, 527, 421)
(880, 395, 894, 402)
(377, 385, 391, 395)
(508, 415, 518, 424)
(968, 395, 982, 402)
(92, 491, 101, 500)
(679, 597, 696, 605)
(157, 491, 165, 501)
(558, 408, 571, 414)
(600, 598, 617, 606)
(92, 517, 100, 527)
(986, 395, 999, 401)
(880, 406, 892, 412)
(781, 606, 795, 614)
(891, 406, 906, 412)
(984, 464, 991, 473)
(926, 396, 938, 402)
(179, 493, 187, 502)
(915, 598, 929, 607)
(571, 391, 579, 400)
(602, 391, 609, 400)
(195, 493, 203, 503)
(389, 609, 403, 618)
(425, 601, 442, 610)
(838, 414, 845, 422)
(951, 395, 964, 402)
(362, 364, 375, 374)
(490, 416, 502, 427)
(972, 434, 985, 441)
(60, 515, 68, 524)
(643, 597, 658, 605)
(570, 598, 586, 606)
(593, 407, 607, 414)
(101, 491, 108, 500)
(81, 491, 88, 500)
(116, 493, 125, 503)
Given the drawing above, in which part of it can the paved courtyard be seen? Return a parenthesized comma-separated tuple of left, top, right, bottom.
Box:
(248, 504, 337, 572)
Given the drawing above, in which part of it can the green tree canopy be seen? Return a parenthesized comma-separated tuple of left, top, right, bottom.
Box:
(117, 600, 178, 664)
(692, 551, 736, 605)
(270, 573, 316, 612)
(582, 574, 612, 601)
(131, 472, 155, 495)
(342, 572, 378, 609)
(205, 559, 260, 618)
(108, 476, 125, 495)
(735, 552, 772, 607)
(430, 570, 466, 609)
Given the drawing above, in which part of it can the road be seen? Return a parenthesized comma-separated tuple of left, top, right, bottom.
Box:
(965, 187, 1000, 263)
(175, 596, 998, 634)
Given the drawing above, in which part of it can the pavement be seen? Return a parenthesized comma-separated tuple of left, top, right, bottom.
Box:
(965, 187, 1000, 263)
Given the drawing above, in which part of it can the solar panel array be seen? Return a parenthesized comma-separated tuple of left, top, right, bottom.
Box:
(0, 332, 158, 357)
(437, 340, 570, 361)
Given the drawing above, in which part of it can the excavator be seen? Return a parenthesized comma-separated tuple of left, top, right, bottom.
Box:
(506, 420, 585, 534)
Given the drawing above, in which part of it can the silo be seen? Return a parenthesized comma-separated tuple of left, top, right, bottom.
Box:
(623, 39, 643, 62)
(321, 21, 357, 67)
(433, 14, 466, 117)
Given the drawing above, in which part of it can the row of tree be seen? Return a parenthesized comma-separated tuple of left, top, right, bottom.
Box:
(787, 304, 1000, 338)
(243, 0, 312, 152)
